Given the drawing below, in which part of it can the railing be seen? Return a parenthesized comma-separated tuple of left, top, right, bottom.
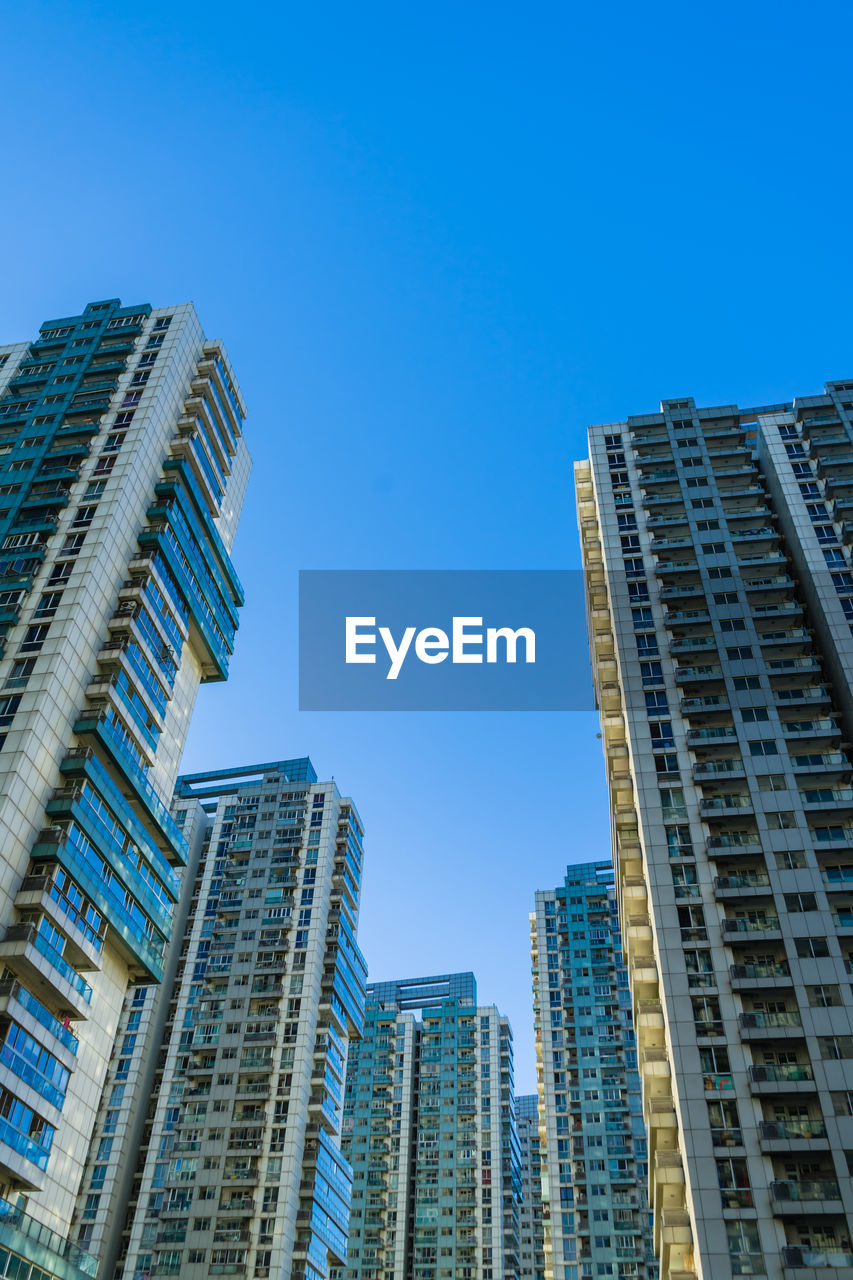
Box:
(716, 874, 770, 891)
(802, 787, 853, 804)
(749, 1063, 812, 1083)
(0, 1041, 67, 1110)
(0, 1194, 97, 1275)
(73, 719, 187, 856)
(701, 795, 753, 810)
(0, 978, 78, 1053)
(1, 924, 92, 1000)
(739, 1010, 801, 1029)
(782, 1247, 853, 1267)
(723, 916, 780, 933)
(0, 1115, 51, 1171)
(708, 833, 761, 848)
(771, 1178, 839, 1201)
(760, 1117, 826, 1140)
(730, 962, 789, 981)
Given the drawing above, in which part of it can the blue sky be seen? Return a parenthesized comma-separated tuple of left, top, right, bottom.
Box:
(2, 0, 852, 1090)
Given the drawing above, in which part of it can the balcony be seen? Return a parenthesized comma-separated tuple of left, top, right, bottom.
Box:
(0, 978, 78, 1060)
(687, 725, 736, 743)
(695, 760, 745, 780)
(759, 1117, 827, 1147)
(16, 870, 106, 972)
(730, 525, 776, 542)
(739, 1010, 802, 1036)
(791, 751, 851, 775)
(707, 834, 762, 855)
(713, 472, 763, 494)
(800, 413, 844, 431)
(675, 664, 724, 683)
(0, 1194, 97, 1276)
(782, 1246, 853, 1270)
(217, 1198, 255, 1214)
(753, 600, 802, 618)
(812, 824, 853, 847)
(700, 795, 754, 815)
(670, 629, 717, 651)
(681, 693, 729, 710)
(61, 734, 188, 864)
(652, 535, 694, 551)
(768, 656, 822, 676)
(653, 1149, 685, 1209)
(783, 718, 839, 739)
(757, 628, 812, 647)
(725, 503, 772, 519)
(646, 512, 689, 527)
(801, 787, 853, 812)
(723, 915, 781, 939)
(748, 1063, 814, 1088)
(715, 873, 771, 896)
(0, 1113, 52, 1188)
(770, 1179, 842, 1211)
(730, 962, 791, 989)
(0, 923, 92, 1020)
(631, 953, 658, 985)
(742, 574, 796, 592)
(776, 686, 831, 708)
(822, 472, 853, 497)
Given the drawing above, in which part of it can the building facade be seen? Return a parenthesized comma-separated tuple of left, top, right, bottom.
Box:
(531, 862, 656, 1280)
(107, 758, 367, 1280)
(0, 300, 249, 1277)
(335, 973, 521, 1280)
(515, 1096, 545, 1280)
(576, 383, 853, 1280)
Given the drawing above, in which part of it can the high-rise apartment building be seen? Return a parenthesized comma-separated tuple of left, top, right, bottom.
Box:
(335, 973, 521, 1280)
(514, 1096, 545, 1280)
(107, 759, 367, 1280)
(530, 861, 656, 1280)
(576, 383, 853, 1280)
(0, 301, 249, 1275)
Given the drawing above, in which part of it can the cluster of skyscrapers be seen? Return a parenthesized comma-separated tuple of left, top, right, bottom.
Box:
(0, 298, 850, 1280)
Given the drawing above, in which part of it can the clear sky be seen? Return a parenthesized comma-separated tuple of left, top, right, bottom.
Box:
(2, 0, 852, 1091)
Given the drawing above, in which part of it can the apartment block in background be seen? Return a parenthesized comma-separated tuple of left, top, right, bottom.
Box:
(531, 861, 656, 1280)
(576, 382, 853, 1280)
(335, 972, 521, 1280)
(0, 300, 249, 1277)
(109, 758, 367, 1280)
(515, 1095, 545, 1280)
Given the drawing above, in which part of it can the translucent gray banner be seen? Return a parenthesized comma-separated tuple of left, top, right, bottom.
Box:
(298, 570, 595, 711)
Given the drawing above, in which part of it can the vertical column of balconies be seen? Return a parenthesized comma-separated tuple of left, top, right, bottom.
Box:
(577, 434, 696, 1280)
